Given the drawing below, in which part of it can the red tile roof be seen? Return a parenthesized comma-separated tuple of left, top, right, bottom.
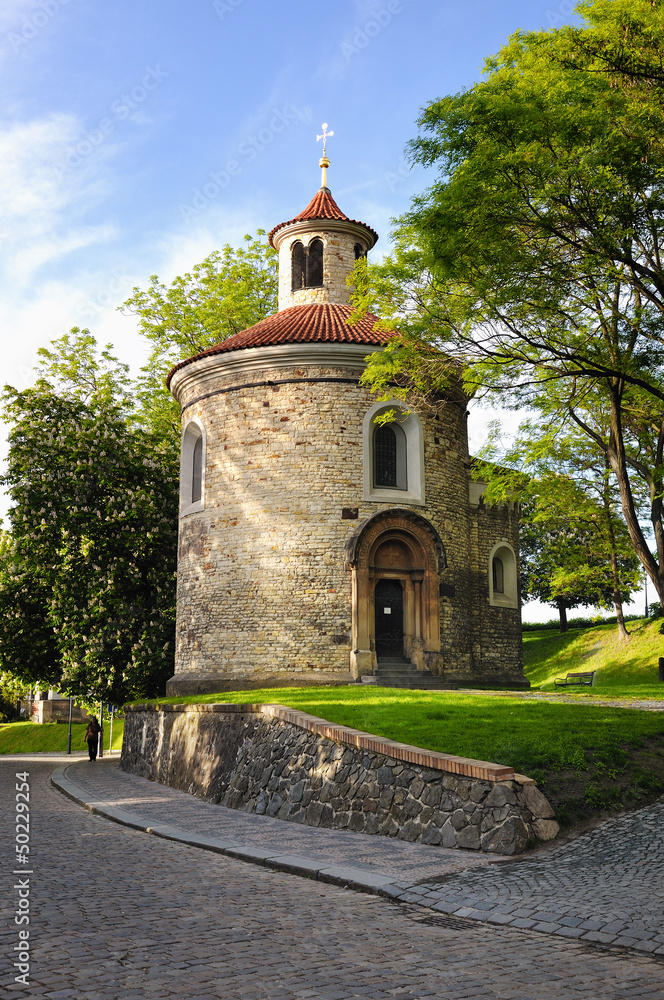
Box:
(269, 188, 378, 246)
(166, 303, 392, 386)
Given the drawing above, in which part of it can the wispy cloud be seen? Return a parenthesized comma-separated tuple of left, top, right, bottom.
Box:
(0, 114, 118, 287)
(0, 0, 37, 31)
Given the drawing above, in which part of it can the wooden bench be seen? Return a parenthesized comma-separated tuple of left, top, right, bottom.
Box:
(554, 670, 595, 688)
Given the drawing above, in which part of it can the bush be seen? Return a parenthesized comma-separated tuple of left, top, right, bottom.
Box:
(522, 613, 644, 633)
(0, 672, 28, 723)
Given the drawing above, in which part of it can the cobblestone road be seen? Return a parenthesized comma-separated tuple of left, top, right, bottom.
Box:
(1, 760, 664, 998)
(390, 802, 664, 952)
(63, 758, 664, 953)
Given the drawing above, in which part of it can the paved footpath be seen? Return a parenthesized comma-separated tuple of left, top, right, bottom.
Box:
(1, 758, 662, 998)
(457, 689, 664, 712)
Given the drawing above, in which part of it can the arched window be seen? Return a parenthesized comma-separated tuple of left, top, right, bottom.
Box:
(373, 423, 407, 490)
(354, 243, 366, 260)
(181, 419, 205, 514)
(307, 238, 323, 287)
(291, 239, 324, 290)
(191, 436, 203, 504)
(291, 241, 306, 291)
(492, 556, 504, 594)
(489, 543, 518, 608)
(363, 401, 424, 505)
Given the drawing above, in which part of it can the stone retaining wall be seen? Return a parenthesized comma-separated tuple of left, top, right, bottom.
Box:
(122, 704, 558, 856)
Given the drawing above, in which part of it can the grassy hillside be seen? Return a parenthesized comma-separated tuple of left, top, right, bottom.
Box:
(523, 618, 664, 697)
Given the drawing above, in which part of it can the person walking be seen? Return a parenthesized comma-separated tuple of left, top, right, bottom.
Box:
(84, 716, 101, 761)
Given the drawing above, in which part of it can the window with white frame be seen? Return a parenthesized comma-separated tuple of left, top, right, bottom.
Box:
(363, 401, 425, 505)
(373, 422, 407, 490)
(489, 542, 518, 608)
(492, 556, 504, 593)
(180, 418, 205, 515)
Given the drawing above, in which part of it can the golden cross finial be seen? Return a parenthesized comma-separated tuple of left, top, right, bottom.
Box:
(316, 123, 334, 189)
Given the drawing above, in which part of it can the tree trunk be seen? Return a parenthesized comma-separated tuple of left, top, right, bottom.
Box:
(605, 388, 664, 605)
(605, 497, 631, 641)
(614, 599, 629, 640)
(558, 601, 568, 633)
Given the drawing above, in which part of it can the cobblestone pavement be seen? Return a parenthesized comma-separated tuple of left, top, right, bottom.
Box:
(388, 802, 664, 953)
(55, 758, 664, 956)
(2, 759, 664, 998)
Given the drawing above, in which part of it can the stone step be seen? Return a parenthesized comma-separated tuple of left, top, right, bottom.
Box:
(375, 668, 427, 677)
(362, 673, 456, 689)
(373, 676, 413, 688)
(376, 659, 418, 669)
(375, 668, 421, 677)
(408, 677, 457, 690)
(372, 661, 457, 691)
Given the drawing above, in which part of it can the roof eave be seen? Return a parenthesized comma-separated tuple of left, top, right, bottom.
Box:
(168, 340, 386, 401)
(270, 216, 378, 250)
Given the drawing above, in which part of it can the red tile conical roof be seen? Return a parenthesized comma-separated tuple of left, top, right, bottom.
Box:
(294, 188, 349, 222)
(166, 303, 391, 386)
(269, 188, 378, 247)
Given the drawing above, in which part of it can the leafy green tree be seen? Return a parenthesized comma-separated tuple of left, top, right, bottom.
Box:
(518, 500, 641, 634)
(351, 0, 664, 607)
(34, 327, 134, 408)
(0, 665, 30, 722)
(478, 405, 644, 637)
(562, 0, 664, 97)
(1, 231, 280, 700)
(0, 333, 178, 703)
(0, 530, 62, 688)
(481, 459, 642, 634)
(518, 509, 616, 634)
(121, 231, 278, 442)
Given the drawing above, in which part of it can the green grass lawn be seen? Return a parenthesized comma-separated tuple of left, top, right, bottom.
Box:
(0, 720, 124, 754)
(523, 617, 664, 698)
(133, 685, 664, 827)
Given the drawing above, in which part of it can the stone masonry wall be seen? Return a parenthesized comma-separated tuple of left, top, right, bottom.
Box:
(170, 349, 526, 693)
(122, 705, 558, 856)
(470, 502, 524, 682)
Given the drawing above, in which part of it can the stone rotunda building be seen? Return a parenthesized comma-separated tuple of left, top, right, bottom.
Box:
(166, 159, 526, 695)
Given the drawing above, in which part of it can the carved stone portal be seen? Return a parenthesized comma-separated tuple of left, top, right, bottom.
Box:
(345, 509, 445, 679)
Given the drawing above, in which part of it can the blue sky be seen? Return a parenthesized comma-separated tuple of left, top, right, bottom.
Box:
(2, 0, 645, 621)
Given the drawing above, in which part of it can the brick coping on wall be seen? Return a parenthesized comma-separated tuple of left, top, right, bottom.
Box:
(127, 702, 533, 785)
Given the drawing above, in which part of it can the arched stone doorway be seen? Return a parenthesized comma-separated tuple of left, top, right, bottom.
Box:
(345, 509, 446, 679)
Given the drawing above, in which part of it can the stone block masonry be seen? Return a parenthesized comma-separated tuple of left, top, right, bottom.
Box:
(170, 355, 525, 692)
(123, 704, 559, 856)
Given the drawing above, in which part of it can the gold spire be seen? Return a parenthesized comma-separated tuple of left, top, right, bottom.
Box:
(316, 122, 334, 189)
